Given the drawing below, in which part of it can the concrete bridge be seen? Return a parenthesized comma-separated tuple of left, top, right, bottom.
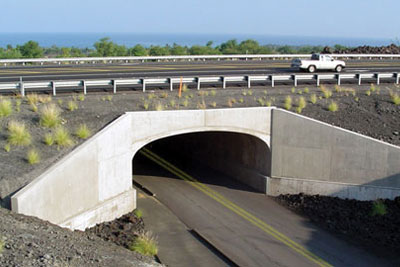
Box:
(11, 107, 400, 230)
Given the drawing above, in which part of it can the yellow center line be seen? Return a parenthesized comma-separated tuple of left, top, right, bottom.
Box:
(140, 148, 332, 267)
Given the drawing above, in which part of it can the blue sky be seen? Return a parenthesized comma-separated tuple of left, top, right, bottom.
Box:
(0, 0, 399, 39)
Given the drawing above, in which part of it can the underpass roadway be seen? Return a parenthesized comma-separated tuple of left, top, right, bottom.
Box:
(1, 60, 400, 83)
(133, 148, 393, 267)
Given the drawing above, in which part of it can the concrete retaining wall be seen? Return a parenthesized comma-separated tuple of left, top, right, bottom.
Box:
(270, 109, 400, 200)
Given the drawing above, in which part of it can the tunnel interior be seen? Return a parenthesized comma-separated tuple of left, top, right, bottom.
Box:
(133, 131, 271, 193)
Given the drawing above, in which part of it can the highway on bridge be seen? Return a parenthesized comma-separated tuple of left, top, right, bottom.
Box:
(133, 148, 393, 267)
(1, 60, 400, 83)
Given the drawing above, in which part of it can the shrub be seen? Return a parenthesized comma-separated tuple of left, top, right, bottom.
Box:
(129, 231, 158, 256)
(328, 101, 338, 112)
(26, 93, 39, 105)
(284, 95, 292, 110)
(371, 200, 387, 216)
(27, 149, 40, 165)
(7, 121, 31, 146)
(67, 101, 78, 111)
(310, 94, 317, 104)
(40, 104, 61, 128)
(133, 209, 143, 219)
(75, 124, 91, 139)
(44, 133, 54, 146)
(53, 127, 74, 148)
(391, 93, 400, 105)
(0, 99, 12, 117)
(4, 143, 10, 152)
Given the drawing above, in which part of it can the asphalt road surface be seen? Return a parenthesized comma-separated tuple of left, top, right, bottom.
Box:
(133, 148, 395, 267)
(1, 60, 400, 83)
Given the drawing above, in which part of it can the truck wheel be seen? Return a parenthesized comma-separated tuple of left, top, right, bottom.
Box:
(308, 65, 316, 73)
(335, 65, 343, 72)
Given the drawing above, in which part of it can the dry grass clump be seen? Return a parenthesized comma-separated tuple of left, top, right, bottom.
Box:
(53, 127, 74, 148)
(67, 100, 78, 111)
(310, 94, 317, 104)
(257, 97, 265, 106)
(169, 99, 176, 108)
(210, 89, 216, 96)
(328, 101, 338, 112)
(197, 100, 206, 109)
(0, 99, 13, 117)
(160, 92, 168, 98)
(210, 101, 217, 108)
(15, 99, 21, 112)
(38, 95, 52, 104)
(129, 231, 158, 256)
(182, 99, 189, 107)
(182, 84, 188, 93)
(154, 102, 163, 111)
(7, 121, 31, 146)
(390, 92, 400, 105)
(284, 95, 292, 110)
(296, 96, 307, 113)
(304, 87, 309, 94)
(78, 93, 85, 101)
(39, 104, 62, 128)
(26, 93, 39, 105)
(27, 149, 40, 165)
(320, 85, 332, 98)
(75, 124, 91, 139)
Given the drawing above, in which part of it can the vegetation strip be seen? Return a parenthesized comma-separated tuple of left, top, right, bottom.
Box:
(140, 148, 332, 267)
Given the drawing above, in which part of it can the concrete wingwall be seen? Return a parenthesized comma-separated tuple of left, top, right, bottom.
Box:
(269, 109, 400, 200)
(11, 107, 272, 230)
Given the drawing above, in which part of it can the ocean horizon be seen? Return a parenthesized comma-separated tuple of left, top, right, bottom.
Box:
(0, 32, 395, 49)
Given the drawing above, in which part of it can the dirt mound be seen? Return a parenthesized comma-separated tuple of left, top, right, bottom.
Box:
(275, 194, 400, 257)
(0, 207, 159, 267)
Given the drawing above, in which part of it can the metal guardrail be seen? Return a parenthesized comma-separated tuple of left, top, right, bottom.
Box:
(0, 72, 399, 96)
(1, 54, 400, 66)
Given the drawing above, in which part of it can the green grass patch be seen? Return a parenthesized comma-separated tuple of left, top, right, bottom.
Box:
(0, 99, 13, 117)
(7, 121, 31, 146)
(67, 101, 78, 111)
(371, 200, 387, 216)
(75, 124, 91, 139)
(328, 101, 338, 112)
(40, 104, 62, 128)
(27, 148, 40, 165)
(54, 127, 74, 148)
(130, 231, 158, 257)
(133, 209, 143, 219)
(284, 95, 292, 110)
(44, 133, 54, 146)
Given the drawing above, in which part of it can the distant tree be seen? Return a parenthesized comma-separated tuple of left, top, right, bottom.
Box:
(149, 45, 170, 56)
(277, 45, 296, 54)
(333, 44, 348, 52)
(60, 47, 71, 58)
(18, 40, 43, 58)
(219, 39, 240, 54)
(93, 37, 115, 56)
(71, 47, 84, 57)
(129, 44, 148, 56)
(170, 43, 187, 55)
(238, 39, 261, 54)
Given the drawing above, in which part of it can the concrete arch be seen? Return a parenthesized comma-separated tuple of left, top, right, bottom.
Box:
(11, 107, 273, 230)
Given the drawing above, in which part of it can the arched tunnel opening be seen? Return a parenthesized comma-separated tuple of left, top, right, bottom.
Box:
(132, 131, 271, 193)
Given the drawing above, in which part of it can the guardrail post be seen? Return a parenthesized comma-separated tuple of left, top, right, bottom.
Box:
(316, 75, 320, 86)
(222, 77, 226, 89)
(376, 74, 380, 85)
(142, 79, 146, 92)
(293, 75, 297, 87)
(396, 73, 400, 84)
(169, 78, 173, 91)
(113, 80, 117, 94)
(337, 74, 341, 86)
(271, 75, 275, 87)
(358, 74, 362, 85)
(83, 80, 87, 94)
(52, 81, 56, 96)
(197, 77, 201, 90)
(247, 76, 251, 88)
(19, 81, 25, 97)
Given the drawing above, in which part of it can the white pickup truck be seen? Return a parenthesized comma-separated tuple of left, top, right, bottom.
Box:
(291, 54, 345, 73)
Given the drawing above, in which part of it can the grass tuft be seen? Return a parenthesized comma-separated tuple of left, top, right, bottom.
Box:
(44, 133, 54, 146)
(4, 143, 10, 152)
(155, 102, 163, 111)
(210, 89, 216, 96)
(53, 127, 74, 148)
(26, 93, 39, 105)
(129, 231, 158, 256)
(15, 99, 21, 112)
(27, 149, 40, 165)
(0, 237, 4, 254)
(0, 99, 13, 117)
(133, 209, 143, 219)
(67, 100, 78, 111)
(210, 101, 217, 108)
(182, 99, 189, 107)
(328, 101, 338, 112)
(75, 124, 91, 139)
(284, 95, 292, 110)
(38, 95, 52, 104)
(320, 86, 332, 98)
(310, 94, 317, 104)
(365, 90, 371, 96)
(78, 93, 85, 101)
(371, 200, 387, 216)
(40, 104, 61, 128)
(390, 92, 400, 105)
(7, 121, 31, 146)
(304, 87, 309, 94)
